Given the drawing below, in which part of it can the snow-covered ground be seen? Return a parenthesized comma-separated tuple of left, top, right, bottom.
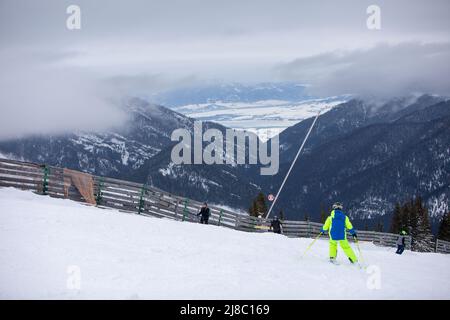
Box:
(0, 187, 449, 299)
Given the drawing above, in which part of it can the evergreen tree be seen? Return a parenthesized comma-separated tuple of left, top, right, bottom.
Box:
(437, 212, 450, 241)
(278, 210, 285, 221)
(248, 199, 256, 217)
(320, 204, 327, 223)
(410, 197, 434, 252)
(255, 192, 267, 216)
(250, 200, 259, 217)
(390, 202, 402, 234)
(400, 202, 410, 233)
(248, 192, 267, 217)
(406, 199, 417, 237)
(376, 220, 384, 232)
(389, 196, 435, 252)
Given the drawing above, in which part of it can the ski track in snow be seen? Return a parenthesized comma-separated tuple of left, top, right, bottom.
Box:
(0, 187, 449, 299)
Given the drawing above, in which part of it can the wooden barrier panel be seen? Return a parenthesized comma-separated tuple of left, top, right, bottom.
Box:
(92, 174, 240, 227)
(436, 239, 450, 254)
(0, 158, 438, 253)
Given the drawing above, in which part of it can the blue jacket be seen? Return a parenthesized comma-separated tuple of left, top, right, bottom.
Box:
(321, 209, 356, 240)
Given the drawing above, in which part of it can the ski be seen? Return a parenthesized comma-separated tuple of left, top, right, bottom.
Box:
(329, 258, 340, 265)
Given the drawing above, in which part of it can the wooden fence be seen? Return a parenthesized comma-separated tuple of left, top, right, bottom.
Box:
(436, 239, 450, 254)
(0, 158, 447, 253)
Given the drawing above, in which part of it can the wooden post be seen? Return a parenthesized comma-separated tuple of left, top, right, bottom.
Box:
(235, 215, 240, 230)
(218, 209, 223, 226)
(137, 184, 147, 214)
(174, 199, 180, 220)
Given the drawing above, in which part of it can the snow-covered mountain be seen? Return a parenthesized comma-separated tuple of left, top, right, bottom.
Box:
(150, 82, 313, 106)
(150, 82, 349, 141)
(0, 97, 263, 210)
(1, 93, 448, 232)
(0, 97, 193, 178)
(128, 94, 450, 228)
(256, 95, 450, 227)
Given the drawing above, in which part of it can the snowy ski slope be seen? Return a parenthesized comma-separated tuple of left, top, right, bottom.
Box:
(0, 187, 449, 299)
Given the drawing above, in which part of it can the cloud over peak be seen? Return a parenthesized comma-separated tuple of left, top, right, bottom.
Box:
(275, 42, 450, 98)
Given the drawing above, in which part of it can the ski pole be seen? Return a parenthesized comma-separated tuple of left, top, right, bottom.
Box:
(265, 109, 323, 220)
(355, 238, 365, 265)
(302, 232, 323, 258)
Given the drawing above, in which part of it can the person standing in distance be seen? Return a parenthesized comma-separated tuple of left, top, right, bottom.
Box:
(197, 202, 211, 224)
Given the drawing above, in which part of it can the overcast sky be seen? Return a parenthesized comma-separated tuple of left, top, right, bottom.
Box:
(0, 0, 449, 138)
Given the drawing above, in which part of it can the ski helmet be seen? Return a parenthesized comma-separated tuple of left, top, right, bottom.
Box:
(332, 202, 343, 210)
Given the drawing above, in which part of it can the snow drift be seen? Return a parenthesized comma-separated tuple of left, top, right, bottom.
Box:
(0, 187, 449, 299)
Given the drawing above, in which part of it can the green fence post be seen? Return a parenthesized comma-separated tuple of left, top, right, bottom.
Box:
(42, 165, 49, 195)
(138, 184, 147, 214)
(218, 209, 223, 226)
(182, 199, 189, 221)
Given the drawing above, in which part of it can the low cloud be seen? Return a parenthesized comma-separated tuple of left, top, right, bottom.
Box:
(0, 49, 127, 140)
(0, 47, 206, 140)
(1, 1, 449, 140)
(275, 42, 450, 98)
(104, 74, 202, 98)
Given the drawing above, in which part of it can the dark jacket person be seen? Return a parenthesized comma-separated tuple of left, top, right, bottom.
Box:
(197, 203, 211, 224)
(270, 216, 283, 234)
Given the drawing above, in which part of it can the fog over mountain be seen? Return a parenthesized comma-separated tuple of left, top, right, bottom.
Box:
(1, 0, 449, 139)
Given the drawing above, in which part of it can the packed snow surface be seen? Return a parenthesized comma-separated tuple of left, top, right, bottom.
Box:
(0, 187, 449, 299)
